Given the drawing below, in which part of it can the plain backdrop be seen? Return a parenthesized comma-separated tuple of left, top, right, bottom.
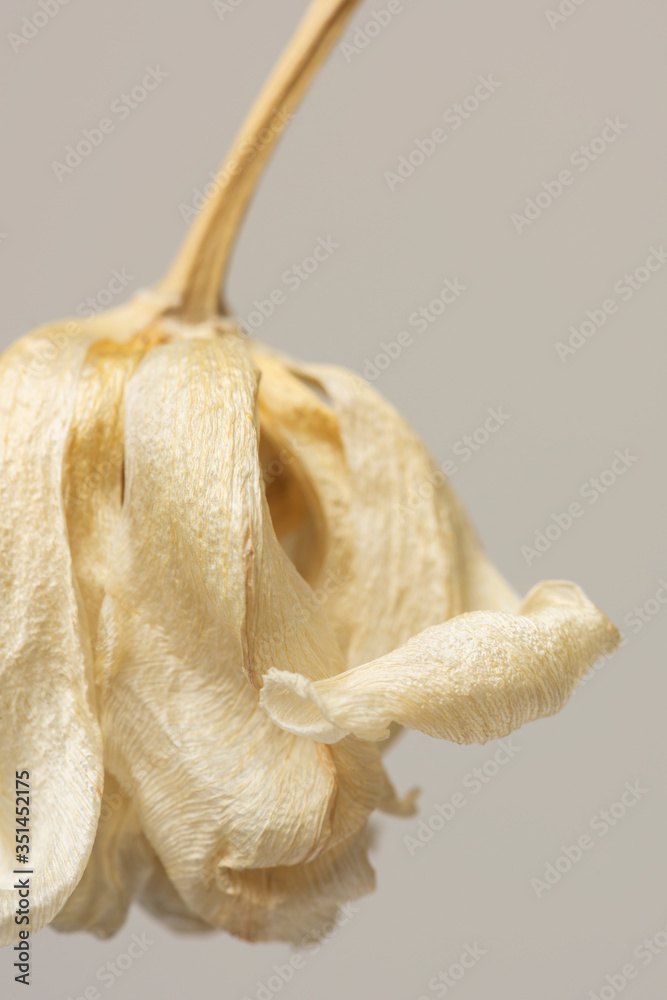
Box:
(1, 1, 666, 998)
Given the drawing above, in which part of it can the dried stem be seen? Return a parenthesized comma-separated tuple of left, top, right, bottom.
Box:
(157, 0, 363, 324)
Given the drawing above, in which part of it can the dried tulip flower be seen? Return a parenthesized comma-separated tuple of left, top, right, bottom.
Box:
(0, 0, 619, 947)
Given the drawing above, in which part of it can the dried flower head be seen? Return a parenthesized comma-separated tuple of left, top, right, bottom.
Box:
(0, 0, 618, 946)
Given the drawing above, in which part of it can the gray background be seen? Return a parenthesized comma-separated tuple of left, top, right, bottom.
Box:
(1, 0, 666, 997)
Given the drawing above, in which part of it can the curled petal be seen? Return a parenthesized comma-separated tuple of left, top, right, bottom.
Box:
(260, 581, 620, 744)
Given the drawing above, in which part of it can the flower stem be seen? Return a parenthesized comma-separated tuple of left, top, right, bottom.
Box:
(158, 0, 362, 324)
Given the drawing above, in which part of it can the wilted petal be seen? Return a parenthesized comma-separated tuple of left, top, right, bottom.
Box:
(0, 330, 104, 944)
(260, 581, 620, 744)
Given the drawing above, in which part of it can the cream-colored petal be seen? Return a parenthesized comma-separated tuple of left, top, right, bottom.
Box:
(0, 330, 103, 945)
(260, 581, 620, 744)
(54, 337, 174, 940)
(95, 332, 385, 929)
(51, 773, 153, 938)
